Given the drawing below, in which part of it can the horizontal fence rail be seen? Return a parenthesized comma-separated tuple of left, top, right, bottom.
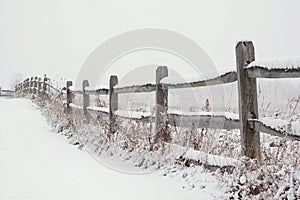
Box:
(14, 40, 300, 159)
(69, 88, 109, 96)
(114, 83, 156, 94)
(0, 88, 14, 97)
(1, 90, 14, 93)
(161, 71, 237, 89)
(168, 112, 240, 130)
(86, 88, 109, 95)
(251, 120, 300, 141)
(247, 66, 300, 79)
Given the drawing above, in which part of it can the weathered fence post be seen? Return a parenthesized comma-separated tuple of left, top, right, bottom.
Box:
(66, 81, 73, 113)
(24, 79, 27, 93)
(155, 66, 169, 140)
(23, 80, 26, 94)
(236, 41, 260, 159)
(30, 77, 33, 94)
(38, 78, 41, 93)
(34, 76, 38, 94)
(18, 83, 22, 94)
(43, 75, 47, 94)
(109, 75, 118, 134)
(25, 79, 29, 94)
(82, 80, 90, 122)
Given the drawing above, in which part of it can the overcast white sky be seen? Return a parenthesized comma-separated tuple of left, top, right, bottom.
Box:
(1, 0, 300, 89)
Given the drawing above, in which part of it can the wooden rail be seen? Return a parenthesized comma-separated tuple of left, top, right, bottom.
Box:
(161, 71, 237, 89)
(0, 87, 14, 97)
(251, 120, 300, 141)
(114, 83, 156, 94)
(15, 40, 300, 159)
(247, 66, 300, 79)
(168, 112, 240, 130)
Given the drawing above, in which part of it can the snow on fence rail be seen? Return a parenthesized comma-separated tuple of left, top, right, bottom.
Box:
(114, 83, 156, 94)
(161, 70, 237, 89)
(15, 41, 300, 159)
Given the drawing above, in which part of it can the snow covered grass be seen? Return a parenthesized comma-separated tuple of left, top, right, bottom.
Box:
(2, 97, 226, 200)
(34, 95, 229, 198)
(30, 89, 300, 199)
(220, 135, 300, 199)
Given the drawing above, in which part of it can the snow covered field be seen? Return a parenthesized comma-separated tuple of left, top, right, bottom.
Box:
(0, 97, 225, 200)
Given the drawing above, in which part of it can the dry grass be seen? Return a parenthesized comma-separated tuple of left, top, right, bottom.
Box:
(33, 91, 300, 199)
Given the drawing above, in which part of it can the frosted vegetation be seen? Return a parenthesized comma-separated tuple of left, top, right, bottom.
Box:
(27, 75, 300, 199)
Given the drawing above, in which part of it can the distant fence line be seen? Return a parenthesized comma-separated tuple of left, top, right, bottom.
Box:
(14, 41, 300, 159)
(0, 87, 14, 97)
(14, 75, 58, 96)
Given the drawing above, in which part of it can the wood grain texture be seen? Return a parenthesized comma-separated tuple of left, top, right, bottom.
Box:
(236, 41, 260, 159)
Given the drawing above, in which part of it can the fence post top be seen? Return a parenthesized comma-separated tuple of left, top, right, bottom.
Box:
(66, 80, 72, 87)
(156, 66, 168, 83)
(156, 66, 168, 71)
(82, 80, 89, 88)
(236, 41, 254, 49)
(110, 75, 118, 79)
(236, 41, 255, 66)
(109, 75, 118, 85)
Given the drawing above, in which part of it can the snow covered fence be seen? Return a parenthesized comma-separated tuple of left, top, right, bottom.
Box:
(0, 87, 14, 97)
(15, 74, 56, 96)
(235, 41, 300, 158)
(14, 40, 300, 160)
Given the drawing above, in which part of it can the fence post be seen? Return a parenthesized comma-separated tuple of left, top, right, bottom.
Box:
(109, 75, 118, 134)
(38, 78, 41, 93)
(43, 75, 47, 94)
(23, 80, 26, 94)
(82, 80, 90, 122)
(18, 83, 21, 94)
(236, 41, 260, 159)
(25, 79, 29, 94)
(24, 79, 27, 93)
(34, 76, 38, 94)
(66, 81, 73, 113)
(155, 66, 169, 140)
(30, 77, 33, 94)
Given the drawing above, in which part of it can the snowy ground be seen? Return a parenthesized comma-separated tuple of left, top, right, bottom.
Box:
(0, 97, 225, 200)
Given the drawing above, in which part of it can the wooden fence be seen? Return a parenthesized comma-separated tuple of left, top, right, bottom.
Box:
(15, 41, 300, 159)
(14, 75, 59, 96)
(0, 89, 14, 97)
(0, 87, 14, 97)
